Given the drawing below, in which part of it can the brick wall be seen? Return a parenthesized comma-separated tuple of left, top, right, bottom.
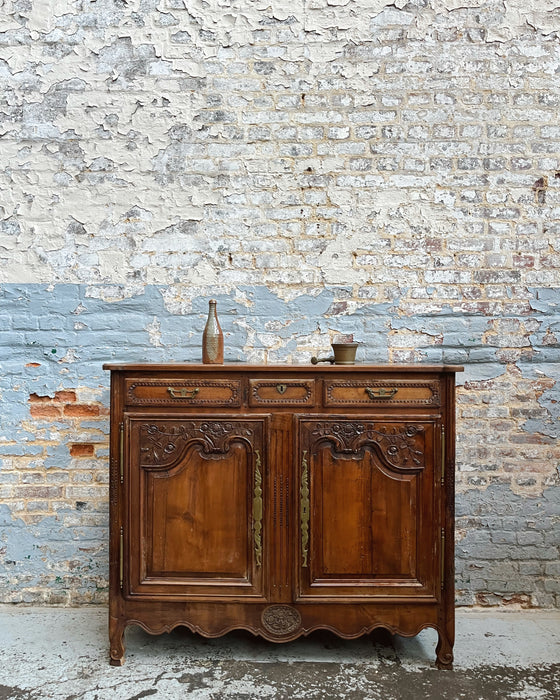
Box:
(0, 1, 559, 606)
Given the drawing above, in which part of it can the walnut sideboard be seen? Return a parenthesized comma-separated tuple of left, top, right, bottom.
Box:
(104, 363, 462, 667)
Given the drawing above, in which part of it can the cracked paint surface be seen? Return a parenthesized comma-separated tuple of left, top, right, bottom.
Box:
(0, 0, 559, 606)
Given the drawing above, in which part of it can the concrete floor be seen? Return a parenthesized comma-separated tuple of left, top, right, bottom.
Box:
(0, 607, 558, 699)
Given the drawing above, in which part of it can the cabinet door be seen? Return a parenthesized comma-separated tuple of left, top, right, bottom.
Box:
(126, 415, 267, 600)
(296, 417, 439, 601)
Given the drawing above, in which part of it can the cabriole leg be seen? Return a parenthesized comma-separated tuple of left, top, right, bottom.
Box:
(109, 616, 126, 666)
(436, 627, 454, 670)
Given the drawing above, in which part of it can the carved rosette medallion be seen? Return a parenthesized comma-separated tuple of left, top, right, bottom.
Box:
(261, 605, 302, 636)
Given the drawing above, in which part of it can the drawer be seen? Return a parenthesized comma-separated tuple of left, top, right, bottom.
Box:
(323, 378, 440, 407)
(125, 379, 242, 406)
(249, 379, 315, 406)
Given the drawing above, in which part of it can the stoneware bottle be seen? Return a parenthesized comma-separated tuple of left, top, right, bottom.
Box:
(202, 299, 224, 364)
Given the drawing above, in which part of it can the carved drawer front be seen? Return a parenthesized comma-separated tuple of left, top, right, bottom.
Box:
(125, 379, 242, 406)
(323, 378, 440, 407)
(249, 379, 315, 406)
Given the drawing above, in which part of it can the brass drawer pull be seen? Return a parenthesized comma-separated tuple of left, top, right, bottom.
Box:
(167, 387, 199, 399)
(365, 387, 398, 400)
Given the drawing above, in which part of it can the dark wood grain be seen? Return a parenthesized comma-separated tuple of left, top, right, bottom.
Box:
(105, 363, 461, 667)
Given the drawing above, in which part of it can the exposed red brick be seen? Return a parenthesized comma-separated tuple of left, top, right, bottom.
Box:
(30, 405, 63, 419)
(29, 393, 52, 403)
(26, 363, 41, 368)
(70, 444, 95, 458)
(64, 404, 100, 418)
(54, 391, 77, 403)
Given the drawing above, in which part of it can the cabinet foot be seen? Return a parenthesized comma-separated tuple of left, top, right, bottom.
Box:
(435, 628, 453, 670)
(109, 616, 126, 666)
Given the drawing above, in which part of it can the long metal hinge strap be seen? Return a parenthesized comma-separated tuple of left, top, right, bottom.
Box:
(253, 450, 263, 568)
(441, 425, 445, 487)
(301, 450, 310, 568)
(119, 526, 124, 590)
(441, 528, 445, 590)
(119, 423, 124, 484)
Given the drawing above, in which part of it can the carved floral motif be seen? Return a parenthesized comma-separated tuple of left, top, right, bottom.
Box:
(309, 421, 426, 469)
(139, 420, 257, 467)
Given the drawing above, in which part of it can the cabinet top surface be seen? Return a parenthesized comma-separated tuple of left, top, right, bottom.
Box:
(103, 362, 463, 373)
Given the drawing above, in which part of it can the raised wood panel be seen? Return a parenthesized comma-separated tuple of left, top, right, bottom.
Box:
(148, 442, 249, 578)
(316, 450, 417, 578)
(297, 418, 436, 600)
(126, 416, 266, 599)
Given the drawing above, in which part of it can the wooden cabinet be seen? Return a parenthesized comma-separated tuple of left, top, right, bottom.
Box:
(104, 363, 462, 667)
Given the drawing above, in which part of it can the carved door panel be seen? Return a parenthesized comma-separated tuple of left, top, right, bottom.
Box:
(296, 418, 439, 601)
(126, 416, 267, 600)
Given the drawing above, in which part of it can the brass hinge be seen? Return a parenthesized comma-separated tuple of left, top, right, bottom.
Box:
(440, 527, 445, 590)
(441, 425, 445, 487)
(119, 526, 124, 591)
(119, 423, 124, 484)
